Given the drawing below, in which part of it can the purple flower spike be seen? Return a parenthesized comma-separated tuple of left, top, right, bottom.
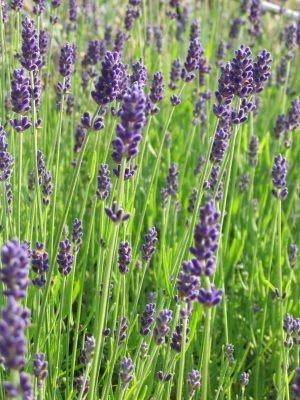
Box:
(72, 218, 83, 250)
(105, 202, 130, 223)
(59, 43, 76, 78)
(82, 40, 105, 67)
(289, 244, 298, 267)
(253, 49, 272, 93)
(69, 0, 77, 22)
(188, 370, 201, 393)
(92, 51, 127, 106)
(210, 128, 229, 164)
(229, 18, 244, 40)
(21, 18, 43, 71)
(287, 98, 300, 131)
(198, 285, 223, 306)
(140, 303, 156, 335)
(248, 0, 262, 38)
(153, 309, 173, 345)
(230, 45, 253, 98)
(130, 58, 148, 88)
(39, 30, 50, 56)
(0, 126, 14, 182)
(142, 226, 158, 263)
(57, 239, 74, 276)
(248, 135, 259, 166)
(0, 297, 30, 370)
(0, 239, 29, 299)
(190, 19, 200, 41)
(292, 368, 300, 398)
(169, 58, 182, 90)
(240, 371, 250, 386)
(11, 0, 23, 11)
(33, 353, 48, 387)
(190, 200, 220, 276)
(10, 68, 31, 114)
(119, 357, 134, 385)
(10, 116, 32, 132)
(96, 164, 111, 200)
(118, 241, 132, 273)
(74, 125, 87, 153)
(112, 83, 146, 163)
(79, 335, 96, 364)
(271, 154, 288, 200)
(31, 242, 49, 287)
(150, 71, 164, 104)
(274, 114, 287, 139)
(177, 260, 199, 300)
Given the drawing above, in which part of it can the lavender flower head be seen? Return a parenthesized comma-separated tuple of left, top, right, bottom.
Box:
(271, 154, 288, 200)
(240, 371, 250, 386)
(140, 303, 156, 335)
(72, 218, 83, 250)
(292, 368, 300, 399)
(57, 239, 74, 276)
(31, 242, 49, 287)
(33, 353, 48, 387)
(119, 357, 134, 385)
(153, 309, 173, 345)
(10, 68, 31, 114)
(79, 335, 95, 364)
(149, 71, 164, 104)
(188, 370, 201, 393)
(248, 0, 262, 38)
(0, 126, 13, 182)
(96, 164, 111, 200)
(169, 58, 182, 90)
(190, 200, 220, 276)
(142, 226, 158, 262)
(248, 135, 259, 166)
(177, 260, 200, 301)
(118, 241, 132, 273)
(198, 284, 223, 306)
(105, 202, 130, 223)
(112, 83, 146, 163)
(0, 297, 30, 369)
(92, 51, 127, 106)
(20, 18, 43, 71)
(287, 98, 300, 131)
(59, 43, 76, 78)
(289, 244, 298, 267)
(130, 58, 148, 88)
(0, 239, 29, 299)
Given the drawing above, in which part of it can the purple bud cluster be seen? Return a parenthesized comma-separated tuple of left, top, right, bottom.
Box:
(140, 303, 155, 335)
(271, 154, 288, 200)
(112, 83, 146, 163)
(82, 40, 105, 67)
(0, 239, 30, 299)
(292, 368, 300, 398)
(72, 218, 83, 250)
(153, 309, 173, 345)
(214, 45, 271, 126)
(188, 369, 201, 393)
(142, 226, 158, 263)
(31, 242, 49, 287)
(96, 163, 111, 200)
(79, 335, 95, 364)
(33, 353, 48, 387)
(92, 51, 127, 106)
(118, 241, 132, 273)
(105, 202, 130, 223)
(130, 58, 148, 88)
(248, 0, 262, 38)
(0, 126, 13, 182)
(119, 357, 134, 385)
(177, 200, 223, 307)
(57, 238, 74, 276)
(0, 296, 30, 370)
(20, 18, 43, 71)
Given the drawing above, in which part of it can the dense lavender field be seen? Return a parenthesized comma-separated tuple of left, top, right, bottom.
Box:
(0, 0, 300, 399)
